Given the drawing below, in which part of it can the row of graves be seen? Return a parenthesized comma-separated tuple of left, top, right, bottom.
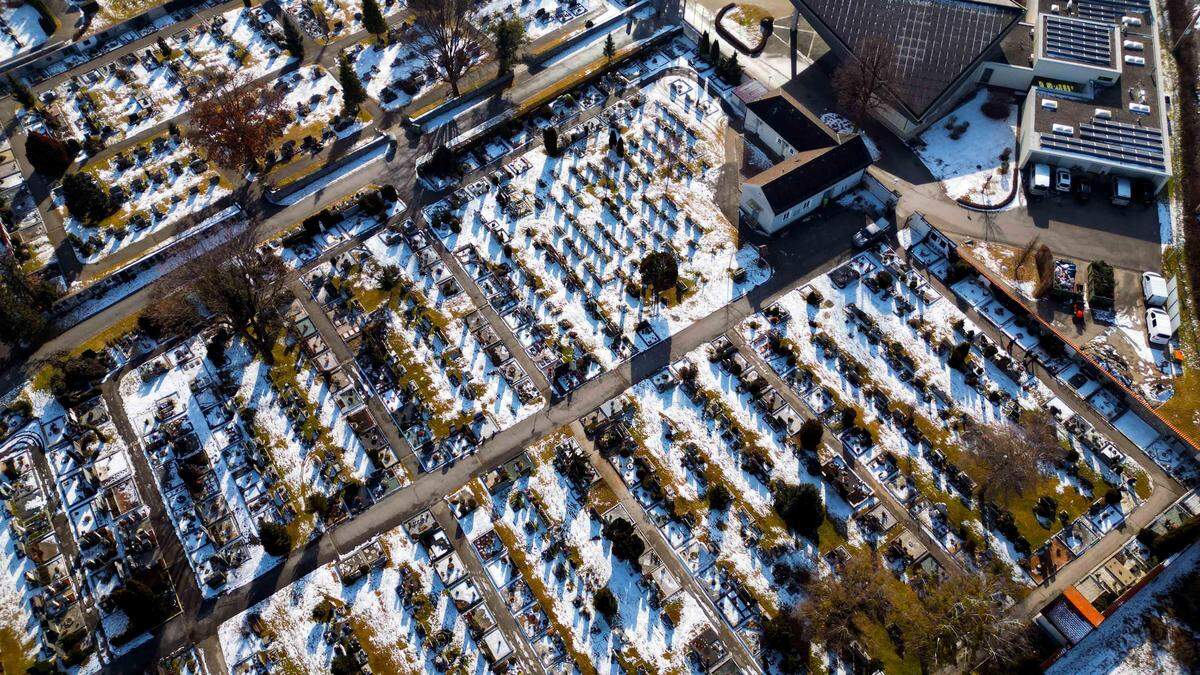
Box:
(427, 71, 769, 397)
(581, 339, 866, 646)
(41, 6, 292, 151)
(739, 242, 1151, 584)
(451, 435, 720, 672)
(307, 214, 545, 472)
(62, 131, 228, 263)
(220, 517, 503, 674)
(264, 65, 367, 171)
(36, 397, 178, 651)
(474, 0, 601, 41)
(280, 0, 404, 43)
(347, 23, 484, 111)
(1, 415, 96, 668)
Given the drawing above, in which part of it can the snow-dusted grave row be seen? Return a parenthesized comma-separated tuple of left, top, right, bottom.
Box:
(45, 6, 293, 149)
(119, 331, 382, 598)
(346, 28, 485, 111)
(219, 518, 501, 673)
(0, 3, 48, 62)
(737, 247, 1148, 581)
(475, 0, 608, 41)
(348, 221, 544, 470)
(909, 89, 1022, 211)
(267, 65, 369, 167)
(428, 72, 770, 396)
(279, 0, 404, 43)
(60, 133, 228, 264)
(459, 431, 714, 673)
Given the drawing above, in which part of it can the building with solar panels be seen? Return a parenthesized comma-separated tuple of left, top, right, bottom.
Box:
(1013, 2, 1171, 195)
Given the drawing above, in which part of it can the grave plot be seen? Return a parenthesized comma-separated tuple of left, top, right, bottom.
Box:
(44, 6, 293, 150)
(119, 330, 382, 597)
(276, 186, 407, 269)
(0, 3, 48, 61)
(218, 521, 500, 673)
(429, 73, 770, 395)
(474, 0, 606, 41)
(465, 431, 713, 673)
(736, 249, 1147, 581)
(61, 133, 229, 264)
(586, 342, 861, 624)
(264, 65, 370, 173)
(344, 223, 543, 470)
(279, 0, 404, 43)
(346, 27, 486, 111)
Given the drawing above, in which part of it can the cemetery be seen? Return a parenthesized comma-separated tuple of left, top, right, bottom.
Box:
(218, 520, 499, 673)
(345, 27, 486, 111)
(62, 132, 230, 264)
(279, 0, 404, 43)
(425, 68, 770, 396)
(40, 6, 293, 151)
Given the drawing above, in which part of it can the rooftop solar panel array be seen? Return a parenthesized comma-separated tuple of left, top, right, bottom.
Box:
(1040, 119, 1165, 170)
(796, 0, 1022, 116)
(1042, 15, 1113, 67)
(1075, 0, 1150, 23)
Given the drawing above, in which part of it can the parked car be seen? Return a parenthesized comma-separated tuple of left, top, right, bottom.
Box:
(1055, 167, 1073, 192)
(1134, 178, 1156, 207)
(1146, 308, 1173, 345)
(1029, 163, 1051, 197)
(1142, 271, 1168, 307)
(852, 218, 892, 248)
(1111, 176, 1132, 206)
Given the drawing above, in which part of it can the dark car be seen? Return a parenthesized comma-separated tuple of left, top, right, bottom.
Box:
(1074, 176, 1092, 204)
(1134, 179, 1156, 207)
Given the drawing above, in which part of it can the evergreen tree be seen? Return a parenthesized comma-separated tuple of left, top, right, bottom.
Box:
(7, 75, 34, 108)
(699, 31, 710, 57)
(157, 35, 171, 58)
(708, 40, 720, 66)
(281, 14, 304, 58)
(338, 54, 366, 115)
(0, 256, 57, 345)
(490, 17, 526, 74)
(721, 52, 741, 83)
(25, 131, 72, 176)
(543, 126, 559, 156)
(603, 33, 615, 62)
(362, 0, 388, 39)
(62, 172, 114, 224)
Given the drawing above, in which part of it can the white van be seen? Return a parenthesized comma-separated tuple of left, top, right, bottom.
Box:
(1142, 272, 1168, 307)
(1030, 164, 1051, 196)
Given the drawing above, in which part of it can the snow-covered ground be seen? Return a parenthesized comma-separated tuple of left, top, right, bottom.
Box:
(218, 521, 494, 673)
(279, 0, 404, 42)
(0, 447, 47, 668)
(60, 135, 229, 264)
(911, 89, 1022, 210)
(1047, 543, 1200, 675)
(429, 72, 771, 395)
(274, 65, 366, 149)
(474, 0, 606, 41)
(346, 30, 487, 111)
(0, 3, 49, 62)
(47, 6, 293, 149)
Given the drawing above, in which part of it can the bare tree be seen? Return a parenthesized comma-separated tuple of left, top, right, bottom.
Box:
(187, 69, 290, 173)
(409, 0, 480, 98)
(798, 549, 892, 651)
(176, 227, 290, 364)
(901, 571, 1027, 670)
(963, 410, 1067, 504)
(831, 38, 898, 130)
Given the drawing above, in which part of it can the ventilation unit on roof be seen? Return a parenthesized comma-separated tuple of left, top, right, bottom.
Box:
(1129, 102, 1151, 114)
(1042, 99, 1059, 110)
(1094, 108, 1113, 119)
(1122, 16, 1143, 26)
(1125, 55, 1146, 65)
(1052, 123, 1074, 135)
(1123, 40, 1144, 51)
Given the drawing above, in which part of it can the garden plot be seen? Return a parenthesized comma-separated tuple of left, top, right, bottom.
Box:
(62, 133, 229, 264)
(218, 522, 496, 674)
(346, 28, 485, 111)
(46, 6, 293, 149)
(0, 3, 48, 62)
(736, 249, 1143, 576)
(911, 89, 1021, 210)
(279, 0, 404, 42)
(469, 431, 713, 673)
(429, 73, 770, 395)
